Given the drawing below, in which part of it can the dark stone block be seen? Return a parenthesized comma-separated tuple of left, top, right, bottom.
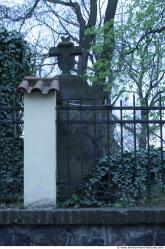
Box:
(155, 232, 165, 246)
(78, 236, 91, 246)
(57, 74, 105, 198)
(110, 227, 126, 245)
(17, 210, 54, 225)
(59, 75, 104, 100)
(0, 209, 17, 224)
(30, 229, 53, 245)
(90, 238, 105, 246)
(30, 210, 54, 224)
(16, 210, 33, 224)
(51, 229, 72, 246)
(0, 228, 13, 246)
(57, 107, 104, 198)
(13, 230, 31, 246)
(59, 75, 88, 100)
(0, 211, 8, 225)
(128, 233, 153, 246)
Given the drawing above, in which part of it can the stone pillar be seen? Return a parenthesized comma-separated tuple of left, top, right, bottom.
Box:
(18, 77, 59, 208)
(24, 92, 57, 208)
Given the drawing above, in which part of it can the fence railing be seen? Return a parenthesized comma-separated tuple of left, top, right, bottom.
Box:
(0, 96, 165, 207)
(57, 97, 165, 207)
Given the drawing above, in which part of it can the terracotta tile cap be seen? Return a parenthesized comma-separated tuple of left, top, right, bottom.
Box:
(31, 80, 44, 93)
(18, 79, 29, 93)
(18, 77, 59, 95)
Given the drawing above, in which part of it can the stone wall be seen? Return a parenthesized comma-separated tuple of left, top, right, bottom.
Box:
(0, 208, 165, 246)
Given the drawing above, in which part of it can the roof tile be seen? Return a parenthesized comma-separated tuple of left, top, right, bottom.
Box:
(18, 77, 59, 95)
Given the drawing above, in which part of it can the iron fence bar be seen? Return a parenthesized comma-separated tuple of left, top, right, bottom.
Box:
(147, 104, 151, 200)
(133, 95, 137, 201)
(61, 98, 101, 101)
(66, 99, 71, 195)
(57, 120, 165, 125)
(0, 121, 24, 125)
(133, 95, 137, 162)
(107, 107, 111, 194)
(0, 198, 17, 203)
(12, 99, 16, 193)
(0, 98, 1, 192)
(0, 107, 23, 111)
(57, 181, 85, 184)
(93, 100, 97, 195)
(120, 100, 124, 180)
(133, 95, 137, 202)
(80, 100, 84, 180)
(57, 106, 165, 111)
(159, 95, 164, 184)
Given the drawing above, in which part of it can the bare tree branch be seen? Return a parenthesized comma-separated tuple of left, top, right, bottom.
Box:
(127, 25, 165, 55)
(5, 0, 40, 21)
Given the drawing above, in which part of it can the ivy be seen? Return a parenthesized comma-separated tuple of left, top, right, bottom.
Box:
(81, 148, 164, 207)
(0, 28, 31, 201)
(58, 148, 164, 208)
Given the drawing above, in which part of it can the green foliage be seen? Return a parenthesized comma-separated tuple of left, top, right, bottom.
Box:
(0, 28, 31, 201)
(58, 194, 104, 208)
(58, 148, 164, 208)
(86, 21, 115, 92)
(80, 148, 163, 207)
(87, 0, 164, 106)
(0, 28, 31, 101)
(143, 185, 165, 207)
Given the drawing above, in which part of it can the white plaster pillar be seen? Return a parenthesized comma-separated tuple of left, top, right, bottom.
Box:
(24, 92, 57, 208)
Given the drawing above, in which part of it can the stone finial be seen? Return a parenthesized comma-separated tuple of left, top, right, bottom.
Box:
(49, 36, 82, 74)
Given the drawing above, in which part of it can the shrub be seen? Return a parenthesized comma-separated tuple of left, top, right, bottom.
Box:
(80, 148, 163, 206)
(0, 28, 31, 201)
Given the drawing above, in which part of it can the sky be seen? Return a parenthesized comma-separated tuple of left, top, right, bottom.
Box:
(1, 0, 164, 148)
(1, 0, 24, 6)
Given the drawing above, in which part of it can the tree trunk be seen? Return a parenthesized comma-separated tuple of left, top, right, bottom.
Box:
(139, 109, 148, 149)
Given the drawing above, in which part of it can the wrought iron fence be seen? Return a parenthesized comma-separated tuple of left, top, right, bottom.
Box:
(0, 96, 165, 207)
(57, 96, 165, 207)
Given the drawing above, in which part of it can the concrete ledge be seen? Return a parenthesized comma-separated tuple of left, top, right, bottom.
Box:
(0, 208, 165, 225)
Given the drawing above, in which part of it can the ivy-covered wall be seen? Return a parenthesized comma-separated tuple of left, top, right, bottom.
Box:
(0, 28, 31, 201)
(0, 28, 31, 104)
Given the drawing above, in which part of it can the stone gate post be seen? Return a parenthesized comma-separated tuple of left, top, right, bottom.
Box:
(18, 77, 59, 208)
